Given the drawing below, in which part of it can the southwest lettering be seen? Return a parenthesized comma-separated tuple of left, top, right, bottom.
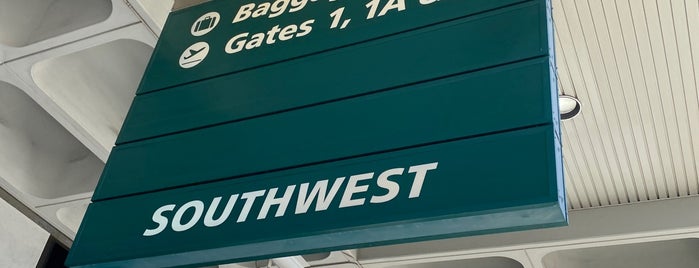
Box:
(203, 195, 238, 227)
(237, 190, 266, 223)
(143, 162, 439, 236)
(370, 168, 403, 203)
(171, 200, 204, 232)
(408, 163, 439, 198)
(258, 185, 296, 220)
(295, 177, 345, 214)
(339, 173, 374, 208)
(142, 204, 175, 236)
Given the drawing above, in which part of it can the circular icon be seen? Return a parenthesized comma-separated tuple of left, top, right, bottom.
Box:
(191, 12, 220, 36)
(179, 42, 210, 69)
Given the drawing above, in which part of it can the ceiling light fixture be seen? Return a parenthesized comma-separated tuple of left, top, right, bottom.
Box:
(558, 95, 581, 120)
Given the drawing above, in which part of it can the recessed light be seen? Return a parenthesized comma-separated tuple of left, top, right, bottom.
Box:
(559, 95, 581, 120)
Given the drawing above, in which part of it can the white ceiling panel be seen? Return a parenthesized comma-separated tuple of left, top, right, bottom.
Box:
(555, 0, 699, 209)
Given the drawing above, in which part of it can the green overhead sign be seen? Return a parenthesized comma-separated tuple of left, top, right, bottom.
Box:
(134, 0, 533, 95)
(67, 0, 565, 267)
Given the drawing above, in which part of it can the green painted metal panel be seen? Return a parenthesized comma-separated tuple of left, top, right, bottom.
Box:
(118, 2, 549, 144)
(137, 0, 531, 94)
(95, 58, 555, 201)
(67, 125, 565, 268)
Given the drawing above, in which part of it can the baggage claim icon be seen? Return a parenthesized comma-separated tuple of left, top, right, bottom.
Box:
(191, 12, 220, 36)
(180, 12, 220, 69)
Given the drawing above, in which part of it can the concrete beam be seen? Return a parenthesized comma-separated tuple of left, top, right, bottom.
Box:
(172, 0, 210, 11)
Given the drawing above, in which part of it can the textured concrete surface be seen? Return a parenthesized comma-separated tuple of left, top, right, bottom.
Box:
(0, 197, 48, 267)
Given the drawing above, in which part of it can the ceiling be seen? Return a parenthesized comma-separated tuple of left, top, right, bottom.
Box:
(555, 0, 699, 210)
(0, 0, 698, 267)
